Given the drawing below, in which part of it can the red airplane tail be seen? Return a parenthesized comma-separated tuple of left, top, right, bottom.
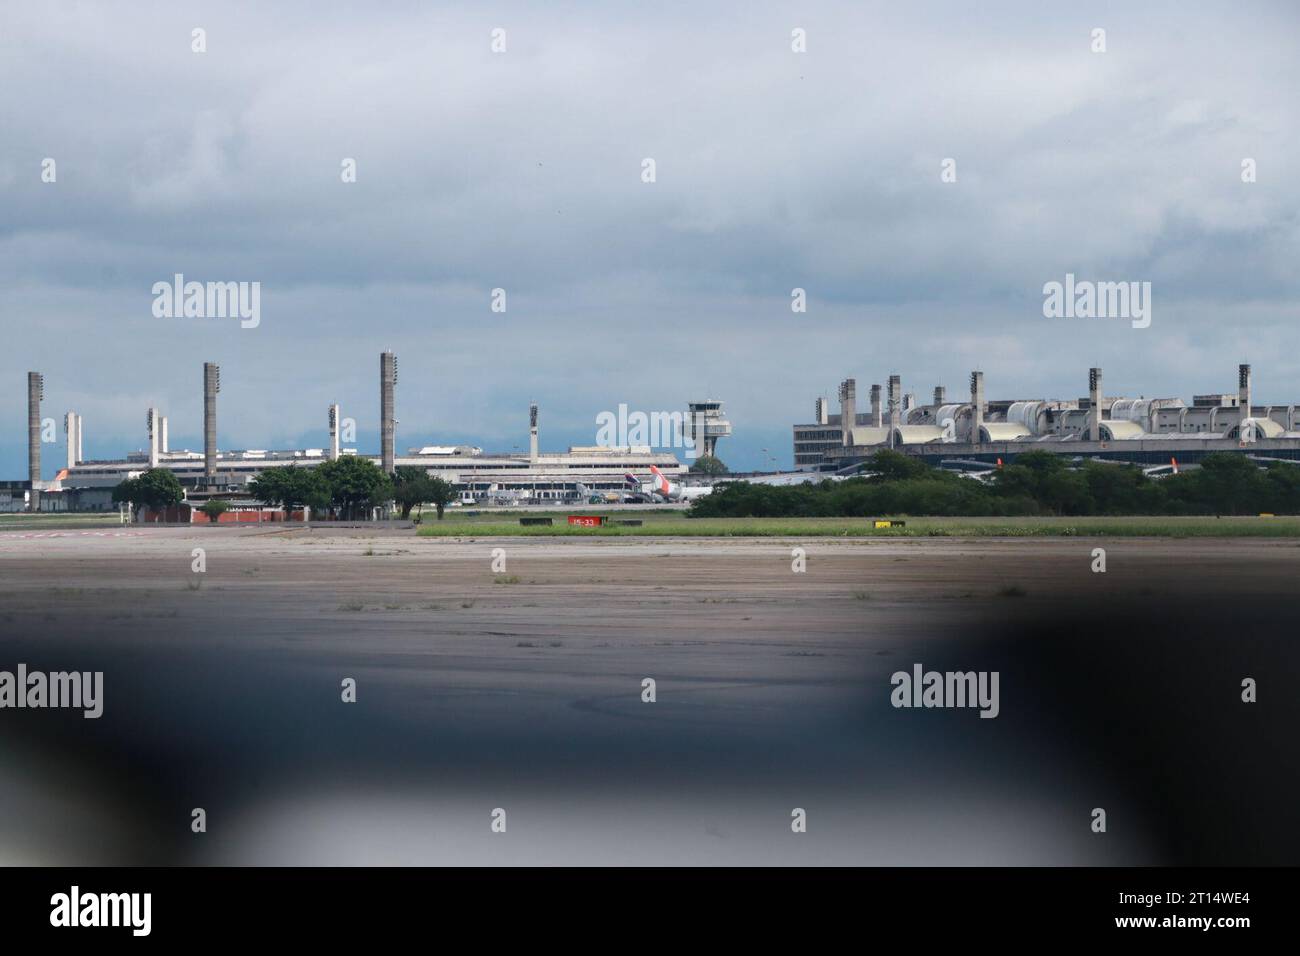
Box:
(649, 465, 672, 494)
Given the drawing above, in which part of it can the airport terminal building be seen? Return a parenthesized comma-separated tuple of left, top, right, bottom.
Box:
(10, 355, 692, 512)
(53, 444, 686, 507)
(794, 364, 1300, 472)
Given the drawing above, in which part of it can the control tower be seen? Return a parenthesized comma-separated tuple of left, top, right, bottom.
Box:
(685, 400, 732, 461)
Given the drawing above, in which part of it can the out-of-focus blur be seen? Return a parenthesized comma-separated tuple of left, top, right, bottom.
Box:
(1, 530, 1296, 865)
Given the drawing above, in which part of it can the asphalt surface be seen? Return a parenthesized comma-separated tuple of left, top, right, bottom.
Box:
(1, 528, 1296, 864)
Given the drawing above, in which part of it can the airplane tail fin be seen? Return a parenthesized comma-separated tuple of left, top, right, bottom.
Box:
(649, 465, 671, 493)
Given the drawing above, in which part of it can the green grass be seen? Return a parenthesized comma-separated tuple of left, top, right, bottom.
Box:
(416, 512, 1300, 538)
(9, 509, 1295, 538)
(0, 513, 127, 532)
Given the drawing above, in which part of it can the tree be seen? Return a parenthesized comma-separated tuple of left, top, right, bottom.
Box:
(248, 468, 291, 512)
(199, 500, 230, 523)
(316, 456, 393, 520)
(425, 476, 457, 520)
(993, 451, 1067, 511)
(139, 468, 184, 509)
(861, 449, 932, 482)
(392, 467, 458, 520)
(687, 450, 1299, 518)
(1263, 461, 1300, 514)
(1083, 461, 1149, 514)
(393, 466, 426, 486)
(295, 468, 332, 518)
(129, 469, 184, 508)
(111, 469, 183, 520)
(691, 455, 729, 476)
(1165, 452, 1268, 516)
(111, 477, 141, 507)
(250, 466, 331, 521)
(393, 466, 431, 520)
(1038, 468, 1093, 515)
(248, 467, 295, 518)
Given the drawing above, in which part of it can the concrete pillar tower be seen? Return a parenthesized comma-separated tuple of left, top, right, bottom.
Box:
(838, 379, 857, 447)
(1239, 364, 1253, 441)
(148, 408, 160, 467)
(1089, 368, 1103, 442)
(888, 375, 902, 427)
(65, 412, 78, 469)
(27, 372, 43, 510)
(529, 403, 539, 462)
(380, 351, 397, 473)
(329, 403, 341, 461)
(203, 362, 220, 483)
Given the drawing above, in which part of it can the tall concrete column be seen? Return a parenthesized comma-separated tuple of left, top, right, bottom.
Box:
(380, 351, 396, 473)
(1238, 364, 1253, 440)
(27, 372, 43, 510)
(75, 414, 83, 464)
(933, 385, 946, 407)
(63, 411, 77, 470)
(203, 362, 220, 483)
(148, 408, 160, 467)
(1088, 367, 1102, 442)
(838, 378, 857, 446)
(870, 385, 882, 427)
(529, 403, 539, 462)
(160, 416, 169, 453)
(970, 371, 985, 443)
(329, 403, 341, 460)
(888, 375, 902, 427)
(814, 397, 829, 426)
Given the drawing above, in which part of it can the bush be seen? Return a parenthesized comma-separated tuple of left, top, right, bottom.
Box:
(199, 500, 230, 523)
(688, 451, 1298, 519)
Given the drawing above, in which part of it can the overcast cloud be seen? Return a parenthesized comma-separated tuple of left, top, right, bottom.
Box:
(3, 1, 1299, 475)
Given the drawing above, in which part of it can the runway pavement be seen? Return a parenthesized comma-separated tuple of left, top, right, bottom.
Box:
(1, 528, 1296, 864)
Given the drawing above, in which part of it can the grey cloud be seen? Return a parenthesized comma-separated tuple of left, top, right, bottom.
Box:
(2, 1, 1299, 474)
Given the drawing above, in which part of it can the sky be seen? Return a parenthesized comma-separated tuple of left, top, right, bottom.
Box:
(3, 0, 1299, 477)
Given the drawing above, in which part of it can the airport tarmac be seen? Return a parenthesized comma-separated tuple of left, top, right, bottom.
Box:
(1, 529, 1297, 865)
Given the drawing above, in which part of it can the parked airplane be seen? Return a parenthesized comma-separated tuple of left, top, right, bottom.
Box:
(576, 481, 621, 504)
(621, 473, 657, 502)
(624, 466, 714, 502)
(1140, 457, 1181, 478)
